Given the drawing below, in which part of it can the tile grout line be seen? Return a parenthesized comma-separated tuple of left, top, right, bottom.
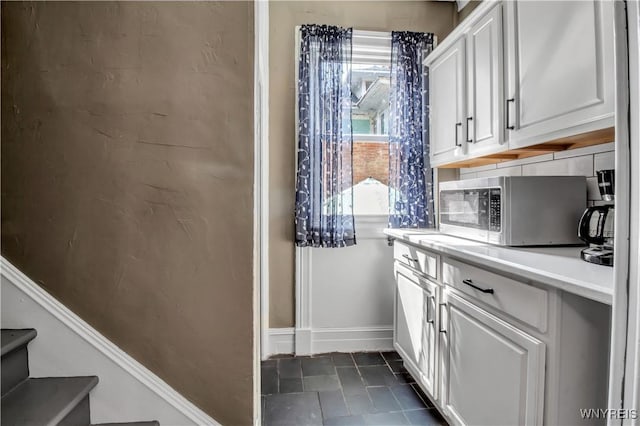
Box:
(262, 352, 444, 425)
(351, 352, 373, 416)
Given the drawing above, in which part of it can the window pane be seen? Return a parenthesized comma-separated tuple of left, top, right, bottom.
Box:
(351, 64, 390, 137)
(350, 57, 391, 215)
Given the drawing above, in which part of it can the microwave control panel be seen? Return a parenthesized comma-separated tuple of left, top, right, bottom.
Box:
(489, 189, 501, 232)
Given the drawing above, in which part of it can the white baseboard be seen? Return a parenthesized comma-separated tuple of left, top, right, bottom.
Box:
(267, 328, 295, 356)
(0, 257, 220, 426)
(266, 327, 394, 357)
(295, 327, 312, 356)
(310, 327, 394, 353)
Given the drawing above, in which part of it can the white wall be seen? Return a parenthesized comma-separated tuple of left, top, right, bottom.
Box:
(311, 226, 394, 329)
(292, 216, 395, 355)
(456, 142, 615, 206)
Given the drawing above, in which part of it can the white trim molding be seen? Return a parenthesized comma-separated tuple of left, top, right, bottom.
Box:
(266, 328, 295, 356)
(254, 2, 269, 425)
(0, 257, 219, 426)
(624, 0, 640, 415)
(608, 2, 640, 424)
(310, 327, 394, 354)
(295, 247, 313, 355)
(266, 327, 393, 357)
(254, 0, 270, 364)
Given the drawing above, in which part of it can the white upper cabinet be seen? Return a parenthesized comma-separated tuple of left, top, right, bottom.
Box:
(425, 0, 615, 167)
(427, 37, 466, 166)
(504, 0, 615, 148)
(466, 4, 505, 156)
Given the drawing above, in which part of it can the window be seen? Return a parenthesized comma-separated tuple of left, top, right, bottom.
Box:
(349, 31, 392, 216)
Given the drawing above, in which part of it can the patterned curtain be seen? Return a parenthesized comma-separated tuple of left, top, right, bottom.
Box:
(295, 25, 356, 248)
(388, 31, 435, 228)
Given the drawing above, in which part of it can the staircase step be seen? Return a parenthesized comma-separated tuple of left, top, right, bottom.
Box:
(1, 376, 99, 426)
(1, 329, 37, 357)
(59, 395, 91, 426)
(1, 329, 37, 397)
(94, 422, 160, 426)
(1, 345, 29, 397)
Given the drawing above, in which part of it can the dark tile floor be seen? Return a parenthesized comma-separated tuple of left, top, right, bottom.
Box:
(261, 351, 447, 426)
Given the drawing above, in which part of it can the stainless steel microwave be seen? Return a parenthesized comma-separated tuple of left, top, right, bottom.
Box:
(439, 176, 587, 246)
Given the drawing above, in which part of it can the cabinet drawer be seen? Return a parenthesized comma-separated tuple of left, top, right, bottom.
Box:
(394, 242, 439, 281)
(442, 258, 548, 332)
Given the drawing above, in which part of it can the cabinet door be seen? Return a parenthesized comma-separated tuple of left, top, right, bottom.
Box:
(440, 290, 545, 426)
(466, 4, 505, 156)
(427, 37, 466, 167)
(504, 0, 614, 148)
(394, 264, 439, 400)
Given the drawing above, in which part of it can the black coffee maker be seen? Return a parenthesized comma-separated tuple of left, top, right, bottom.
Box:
(578, 169, 615, 266)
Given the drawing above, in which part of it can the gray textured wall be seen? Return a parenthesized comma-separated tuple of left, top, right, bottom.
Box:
(1, 2, 255, 424)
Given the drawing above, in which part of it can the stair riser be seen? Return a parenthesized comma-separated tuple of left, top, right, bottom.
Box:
(58, 395, 91, 426)
(1, 347, 29, 397)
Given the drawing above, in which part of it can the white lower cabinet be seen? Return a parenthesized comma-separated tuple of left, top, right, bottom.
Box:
(439, 290, 545, 426)
(391, 240, 610, 426)
(394, 263, 439, 400)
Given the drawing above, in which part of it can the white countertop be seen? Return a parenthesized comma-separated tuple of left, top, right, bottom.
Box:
(384, 228, 614, 305)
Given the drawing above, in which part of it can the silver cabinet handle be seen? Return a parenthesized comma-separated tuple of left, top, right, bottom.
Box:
(426, 295, 435, 324)
(402, 254, 418, 262)
(439, 303, 447, 333)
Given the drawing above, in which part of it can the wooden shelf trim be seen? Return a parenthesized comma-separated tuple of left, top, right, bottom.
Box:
(437, 127, 615, 169)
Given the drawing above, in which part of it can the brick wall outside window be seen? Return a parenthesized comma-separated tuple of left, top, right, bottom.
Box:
(353, 141, 389, 185)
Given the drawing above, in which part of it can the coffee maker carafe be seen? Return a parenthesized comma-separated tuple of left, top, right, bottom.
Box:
(578, 169, 615, 266)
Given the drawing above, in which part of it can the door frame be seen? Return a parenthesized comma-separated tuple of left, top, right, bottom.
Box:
(609, 1, 640, 423)
(254, 0, 269, 424)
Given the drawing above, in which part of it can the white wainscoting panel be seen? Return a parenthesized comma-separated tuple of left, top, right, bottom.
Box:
(0, 258, 219, 426)
(294, 216, 395, 355)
